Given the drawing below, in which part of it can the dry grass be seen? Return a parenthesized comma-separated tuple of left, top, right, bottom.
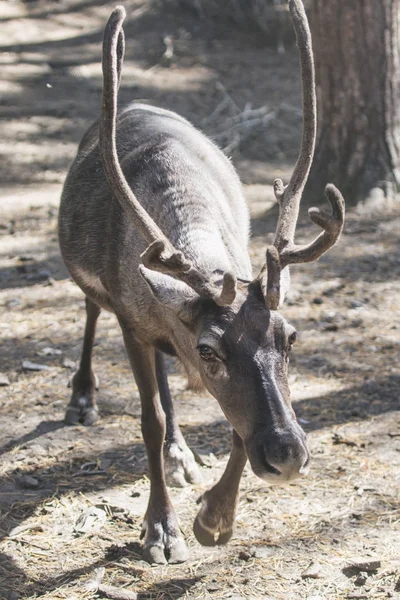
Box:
(1, 200, 400, 600)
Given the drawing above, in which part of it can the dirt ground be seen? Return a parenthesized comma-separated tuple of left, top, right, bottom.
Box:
(1, 1, 400, 599)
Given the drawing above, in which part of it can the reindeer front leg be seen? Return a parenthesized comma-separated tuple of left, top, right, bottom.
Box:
(194, 430, 247, 546)
(120, 323, 188, 564)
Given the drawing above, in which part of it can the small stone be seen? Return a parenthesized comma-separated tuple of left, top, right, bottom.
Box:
(0, 373, 10, 386)
(346, 557, 381, 573)
(238, 550, 251, 561)
(22, 361, 52, 372)
(349, 300, 365, 309)
(39, 347, 63, 357)
(26, 270, 52, 282)
(43, 276, 56, 286)
(332, 433, 358, 447)
(355, 571, 368, 586)
(19, 475, 40, 489)
(18, 255, 33, 262)
(5, 298, 22, 308)
(322, 322, 339, 332)
(312, 297, 324, 305)
(62, 358, 76, 369)
(351, 318, 363, 328)
(249, 545, 275, 559)
(206, 584, 221, 593)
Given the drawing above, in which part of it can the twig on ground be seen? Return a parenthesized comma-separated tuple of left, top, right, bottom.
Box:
(84, 567, 138, 600)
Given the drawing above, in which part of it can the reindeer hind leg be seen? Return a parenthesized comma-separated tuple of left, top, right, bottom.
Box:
(155, 351, 202, 488)
(65, 296, 101, 426)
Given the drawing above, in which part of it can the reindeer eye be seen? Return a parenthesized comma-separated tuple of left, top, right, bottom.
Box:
(197, 345, 217, 361)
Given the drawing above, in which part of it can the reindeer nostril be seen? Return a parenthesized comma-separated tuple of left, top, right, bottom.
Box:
(299, 453, 310, 475)
(258, 443, 282, 476)
(263, 460, 281, 476)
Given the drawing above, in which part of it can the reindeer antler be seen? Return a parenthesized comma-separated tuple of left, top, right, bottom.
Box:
(141, 241, 237, 306)
(99, 7, 237, 307)
(262, 0, 345, 310)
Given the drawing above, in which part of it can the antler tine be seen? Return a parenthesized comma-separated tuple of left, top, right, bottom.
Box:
(141, 241, 237, 307)
(217, 272, 237, 306)
(279, 184, 345, 268)
(265, 247, 281, 311)
(265, 185, 344, 310)
(99, 8, 237, 306)
(273, 0, 317, 252)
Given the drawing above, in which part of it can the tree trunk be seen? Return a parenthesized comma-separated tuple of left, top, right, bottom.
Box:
(308, 0, 400, 206)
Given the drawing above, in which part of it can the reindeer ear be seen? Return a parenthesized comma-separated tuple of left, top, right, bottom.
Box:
(139, 265, 200, 321)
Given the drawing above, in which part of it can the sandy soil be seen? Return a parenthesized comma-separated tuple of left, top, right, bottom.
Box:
(1, 1, 400, 599)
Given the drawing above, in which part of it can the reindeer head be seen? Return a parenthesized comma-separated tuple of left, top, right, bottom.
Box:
(100, 1, 344, 484)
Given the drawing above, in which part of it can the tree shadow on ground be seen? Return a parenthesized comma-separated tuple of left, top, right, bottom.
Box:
(293, 374, 400, 432)
(0, 548, 201, 599)
(0, 0, 302, 188)
(0, 368, 399, 597)
(326, 248, 400, 284)
(0, 0, 116, 24)
(0, 419, 66, 458)
(0, 253, 68, 290)
(0, 431, 200, 597)
(1, 372, 398, 514)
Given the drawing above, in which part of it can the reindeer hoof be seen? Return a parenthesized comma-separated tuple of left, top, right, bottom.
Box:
(64, 406, 81, 425)
(64, 405, 99, 426)
(193, 514, 233, 546)
(142, 544, 167, 565)
(164, 442, 203, 488)
(141, 514, 189, 564)
(193, 492, 235, 546)
(168, 538, 190, 563)
(83, 406, 99, 426)
(142, 537, 189, 564)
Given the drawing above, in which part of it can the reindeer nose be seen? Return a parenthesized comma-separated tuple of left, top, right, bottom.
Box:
(265, 450, 310, 482)
(249, 425, 310, 483)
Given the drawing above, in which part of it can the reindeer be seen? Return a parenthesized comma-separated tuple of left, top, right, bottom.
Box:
(58, 0, 344, 564)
